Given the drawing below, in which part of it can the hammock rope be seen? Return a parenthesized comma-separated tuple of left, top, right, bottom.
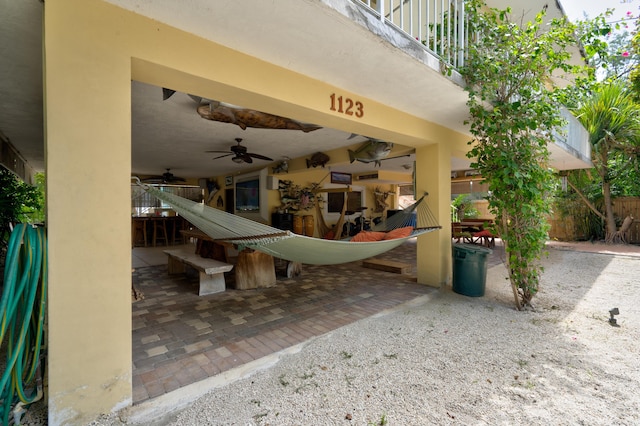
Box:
(370, 193, 434, 231)
(133, 178, 441, 265)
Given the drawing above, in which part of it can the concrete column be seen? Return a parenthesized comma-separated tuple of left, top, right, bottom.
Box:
(44, 1, 133, 423)
(415, 143, 452, 287)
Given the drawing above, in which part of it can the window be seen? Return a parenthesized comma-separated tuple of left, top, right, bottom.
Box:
(327, 191, 362, 213)
(131, 184, 203, 216)
(322, 184, 366, 221)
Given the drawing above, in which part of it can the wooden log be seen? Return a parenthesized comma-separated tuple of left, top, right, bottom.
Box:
(234, 248, 277, 290)
(286, 261, 302, 278)
(362, 258, 411, 274)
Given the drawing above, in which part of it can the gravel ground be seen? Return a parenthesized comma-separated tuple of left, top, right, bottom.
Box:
(23, 244, 640, 425)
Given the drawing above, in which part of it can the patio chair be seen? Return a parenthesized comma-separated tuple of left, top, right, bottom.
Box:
(452, 222, 473, 244)
(472, 229, 495, 248)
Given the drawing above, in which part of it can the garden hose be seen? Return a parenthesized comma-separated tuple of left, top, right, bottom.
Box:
(0, 224, 47, 425)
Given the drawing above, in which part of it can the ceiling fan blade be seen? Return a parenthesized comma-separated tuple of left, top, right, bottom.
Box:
(212, 153, 233, 160)
(141, 176, 164, 183)
(206, 150, 233, 154)
(248, 153, 274, 161)
(242, 154, 253, 163)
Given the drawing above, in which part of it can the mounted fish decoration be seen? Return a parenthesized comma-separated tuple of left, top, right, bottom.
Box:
(163, 88, 322, 132)
(348, 139, 394, 167)
(306, 152, 330, 168)
(197, 101, 322, 132)
(272, 157, 290, 174)
(162, 88, 202, 104)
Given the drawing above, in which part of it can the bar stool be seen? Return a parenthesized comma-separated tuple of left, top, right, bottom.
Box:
(152, 217, 169, 247)
(131, 217, 148, 248)
(176, 217, 193, 245)
(170, 216, 182, 245)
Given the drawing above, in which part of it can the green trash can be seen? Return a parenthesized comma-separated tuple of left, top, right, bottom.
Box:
(452, 244, 492, 297)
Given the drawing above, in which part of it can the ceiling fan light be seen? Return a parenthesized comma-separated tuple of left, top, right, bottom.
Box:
(232, 156, 244, 163)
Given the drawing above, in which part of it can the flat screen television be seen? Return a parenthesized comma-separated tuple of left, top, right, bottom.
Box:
(236, 178, 260, 212)
(234, 168, 269, 222)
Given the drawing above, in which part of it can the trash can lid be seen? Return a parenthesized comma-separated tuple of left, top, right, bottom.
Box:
(453, 243, 493, 254)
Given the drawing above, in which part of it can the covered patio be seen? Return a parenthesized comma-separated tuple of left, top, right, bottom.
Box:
(130, 238, 505, 404)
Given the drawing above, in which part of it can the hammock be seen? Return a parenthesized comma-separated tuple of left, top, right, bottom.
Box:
(133, 179, 441, 265)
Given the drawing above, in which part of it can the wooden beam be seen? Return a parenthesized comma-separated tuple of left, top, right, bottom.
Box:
(313, 186, 352, 194)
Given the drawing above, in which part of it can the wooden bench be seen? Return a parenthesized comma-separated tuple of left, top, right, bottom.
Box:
(362, 258, 412, 274)
(164, 248, 234, 296)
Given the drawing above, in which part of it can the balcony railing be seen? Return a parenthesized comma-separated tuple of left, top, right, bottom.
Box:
(357, 0, 468, 68)
(354, 0, 591, 167)
(555, 107, 592, 164)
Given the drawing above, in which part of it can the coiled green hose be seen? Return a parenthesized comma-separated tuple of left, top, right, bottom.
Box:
(0, 224, 47, 425)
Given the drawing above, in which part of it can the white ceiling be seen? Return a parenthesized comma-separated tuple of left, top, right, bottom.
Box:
(0, 0, 44, 171)
(131, 81, 419, 180)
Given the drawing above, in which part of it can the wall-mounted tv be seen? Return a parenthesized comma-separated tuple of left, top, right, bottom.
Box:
(236, 178, 260, 212)
(234, 168, 269, 222)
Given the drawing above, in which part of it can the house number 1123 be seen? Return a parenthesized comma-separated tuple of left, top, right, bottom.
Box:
(329, 93, 364, 118)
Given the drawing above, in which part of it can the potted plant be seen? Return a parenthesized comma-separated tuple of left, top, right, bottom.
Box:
(451, 194, 479, 222)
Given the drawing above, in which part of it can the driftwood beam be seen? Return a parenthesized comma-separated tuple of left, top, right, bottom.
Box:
(313, 186, 352, 194)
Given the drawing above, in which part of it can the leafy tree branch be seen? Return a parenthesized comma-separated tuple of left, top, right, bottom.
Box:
(461, 0, 586, 309)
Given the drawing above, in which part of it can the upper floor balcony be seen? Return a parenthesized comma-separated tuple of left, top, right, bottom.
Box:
(353, 0, 591, 169)
(358, 0, 468, 69)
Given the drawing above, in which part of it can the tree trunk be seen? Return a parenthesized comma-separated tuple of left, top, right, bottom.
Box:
(565, 179, 605, 221)
(499, 214, 523, 310)
(610, 215, 634, 244)
(602, 181, 619, 244)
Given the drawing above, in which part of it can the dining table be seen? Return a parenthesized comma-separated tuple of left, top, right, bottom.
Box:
(458, 219, 495, 248)
(180, 229, 277, 290)
(459, 219, 493, 233)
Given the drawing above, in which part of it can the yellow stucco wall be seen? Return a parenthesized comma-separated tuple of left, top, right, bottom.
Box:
(44, 0, 468, 423)
(415, 143, 454, 286)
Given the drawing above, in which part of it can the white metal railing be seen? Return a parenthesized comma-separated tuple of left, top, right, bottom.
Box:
(358, 0, 468, 68)
(355, 1, 591, 165)
(555, 108, 591, 163)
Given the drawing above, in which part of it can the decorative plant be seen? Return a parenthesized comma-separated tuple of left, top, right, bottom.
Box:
(277, 180, 316, 212)
(461, 1, 585, 309)
(0, 168, 45, 252)
(567, 82, 640, 244)
(451, 194, 480, 221)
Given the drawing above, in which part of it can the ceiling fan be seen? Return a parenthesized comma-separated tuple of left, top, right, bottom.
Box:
(207, 138, 274, 164)
(141, 168, 186, 184)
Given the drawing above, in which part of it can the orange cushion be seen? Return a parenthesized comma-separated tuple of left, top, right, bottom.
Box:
(382, 226, 414, 240)
(323, 230, 335, 240)
(351, 231, 386, 242)
(473, 230, 493, 237)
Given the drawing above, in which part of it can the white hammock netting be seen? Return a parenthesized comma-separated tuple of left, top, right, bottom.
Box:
(136, 181, 441, 265)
